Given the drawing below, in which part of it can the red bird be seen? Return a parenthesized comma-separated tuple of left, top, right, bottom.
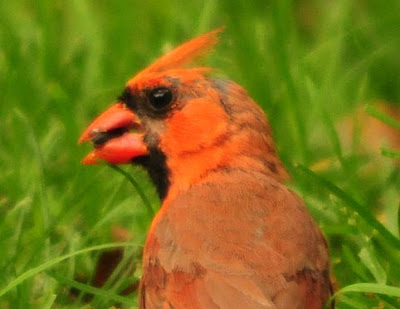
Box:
(79, 29, 333, 309)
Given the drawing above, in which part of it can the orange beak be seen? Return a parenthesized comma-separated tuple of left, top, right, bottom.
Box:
(78, 103, 149, 165)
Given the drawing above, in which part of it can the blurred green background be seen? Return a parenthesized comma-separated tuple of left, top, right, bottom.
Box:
(1, 0, 400, 308)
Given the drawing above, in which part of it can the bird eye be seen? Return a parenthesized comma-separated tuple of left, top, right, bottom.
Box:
(148, 87, 173, 110)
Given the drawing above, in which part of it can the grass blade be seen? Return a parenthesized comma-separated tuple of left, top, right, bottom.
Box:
(326, 283, 400, 308)
(381, 147, 400, 160)
(295, 164, 400, 249)
(108, 164, 154, 217)
(0, 242, 135, 297)
(365, 104, 400, 130)
(47, 271, 135, 305)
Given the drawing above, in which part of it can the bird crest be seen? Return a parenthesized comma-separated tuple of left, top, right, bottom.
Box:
(129, 27, 224, 87)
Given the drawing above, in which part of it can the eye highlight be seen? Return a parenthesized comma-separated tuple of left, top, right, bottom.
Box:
(148, 87, 174, 110)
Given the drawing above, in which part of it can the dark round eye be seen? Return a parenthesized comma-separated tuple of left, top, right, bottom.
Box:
(148, 87, 173, 110)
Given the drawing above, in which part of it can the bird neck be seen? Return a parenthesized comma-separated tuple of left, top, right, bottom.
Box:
(162, 137, 289, 208)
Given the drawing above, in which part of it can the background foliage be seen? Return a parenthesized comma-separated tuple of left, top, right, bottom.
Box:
(1, 0, 399, 308)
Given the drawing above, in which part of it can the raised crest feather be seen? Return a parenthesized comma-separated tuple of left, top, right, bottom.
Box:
(130, 27, 224, 84)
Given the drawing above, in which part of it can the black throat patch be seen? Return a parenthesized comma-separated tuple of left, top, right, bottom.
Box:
(133, 147, 170, 201)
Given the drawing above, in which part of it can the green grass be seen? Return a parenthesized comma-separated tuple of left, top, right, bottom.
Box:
(1, 0, 400, 308)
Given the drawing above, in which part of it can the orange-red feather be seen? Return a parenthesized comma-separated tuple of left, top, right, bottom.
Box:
(128, 27, 224, 88)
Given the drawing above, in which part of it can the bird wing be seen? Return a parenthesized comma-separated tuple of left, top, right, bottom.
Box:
(140, 263, 276, 309)
(140, 170, 331, 309)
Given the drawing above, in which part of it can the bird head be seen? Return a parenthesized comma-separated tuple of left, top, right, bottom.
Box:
(79, 28, 288, 201)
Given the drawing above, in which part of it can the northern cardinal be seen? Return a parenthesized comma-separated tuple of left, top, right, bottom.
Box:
(79, 29, 333, 309)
